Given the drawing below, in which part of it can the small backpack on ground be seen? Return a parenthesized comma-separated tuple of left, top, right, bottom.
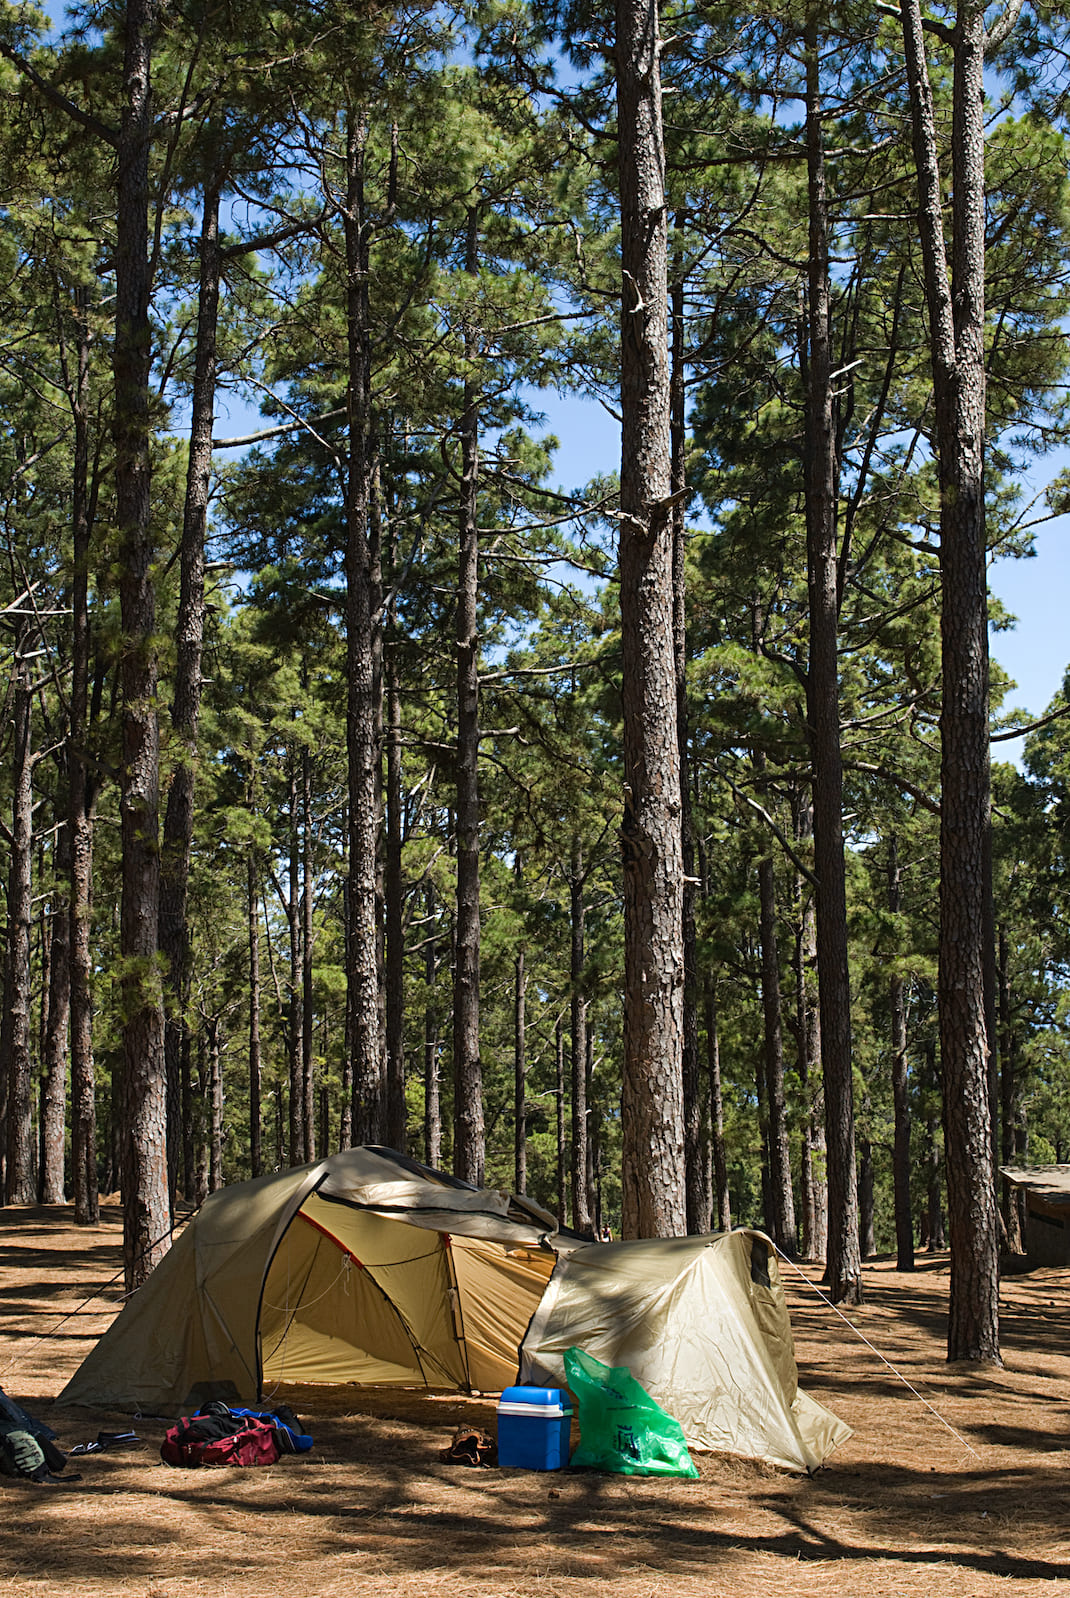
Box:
(0, 1422, 72, 1483)
(160, 1405, 281, 1469)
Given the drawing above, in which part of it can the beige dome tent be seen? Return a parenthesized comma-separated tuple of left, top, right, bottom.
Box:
(59, 1147, 560, 1413)
(519, 1230, 851, 1473)
(60, 1148, 849, 1473)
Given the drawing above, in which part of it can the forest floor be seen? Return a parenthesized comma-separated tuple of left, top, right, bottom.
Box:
(2, 1203, 1069, 1598)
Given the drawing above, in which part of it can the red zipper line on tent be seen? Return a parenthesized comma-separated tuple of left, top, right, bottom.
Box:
(771, 1241, 981, 1461)
(296, 1209, 365, 1267)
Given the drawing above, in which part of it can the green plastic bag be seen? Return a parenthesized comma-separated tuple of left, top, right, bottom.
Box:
(563, 1347, 699, 1478)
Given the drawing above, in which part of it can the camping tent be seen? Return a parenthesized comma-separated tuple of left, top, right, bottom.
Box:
(1001, 1164, 1070, 1266)
(59, 1147, 561, 1413)
(60, 1147, 849, 1472)
(519, 1230, 852, 1473)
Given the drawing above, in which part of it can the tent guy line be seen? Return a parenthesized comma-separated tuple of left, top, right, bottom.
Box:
(771, 1242, 981, 1461)
(0, 1209, 199, 1387)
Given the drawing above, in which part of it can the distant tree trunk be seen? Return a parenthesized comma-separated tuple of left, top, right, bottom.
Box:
(3, 640, 36, 1203)
(703, 977, 731, 1232)
(791, 792, 823, 1262)
(998, 927, 1023, 1252)
(556, 1017, 567, 1224)
(39, 797, 71, 1204)
(804, 16, 861, 1304)
(208, 1016, 223, 1192)
(287, 760, 303, 1165)
(757, 845, 796, 1254)
(616, 0, 686, 1240)
(423, 895, 441, 1168)
(899, 0, 999, 1364)
(453, 206, 485, 1189)
(858, 1123, 875, 1257)
(671, 254, 705, 1238)
(116, 0, 169, 1290)
(514, 948, 526, 1195)
(921, 1036, 945, 1249)
(159, 177, 220, 1206)
(69, 289, 98, 1227)
(343, 103, 384, 1149)
(889, 837, 914, 1270)
(384, 618, 406, 1152)
(248, 844, 262, 1178)
(569, 838, 591, 1233)
(301, 747, 315, 1162)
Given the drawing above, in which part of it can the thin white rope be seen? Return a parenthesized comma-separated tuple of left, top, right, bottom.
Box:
(772, 1242, 981, 1461)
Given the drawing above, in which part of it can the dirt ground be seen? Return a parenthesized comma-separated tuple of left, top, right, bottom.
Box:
(2, 1203, 1069, 1598)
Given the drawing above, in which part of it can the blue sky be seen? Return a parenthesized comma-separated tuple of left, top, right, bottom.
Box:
(537, 390, 1069, 766)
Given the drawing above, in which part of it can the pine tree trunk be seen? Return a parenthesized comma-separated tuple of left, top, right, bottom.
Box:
(804, 17, 861, 1303)
(671, 257, 706, 1237)
(208, 1016, 222, 1192)
(160, 178, 220, 1204)
(453, 205, 484, 1188)
(116, 0, 169, 1290)
(301, 748, 315, 1162)
(899, 0, 999, 1363)
(570, 838, 591, 1232)
(248, 845, 262, 1178)
(757, 847, 797, 1254)
(423, 894, 440, 1168)
(287, 759, 303, 1165)
(616, 0, 686, 1240)
(998, 926, 1022, 1251)
(69, 289, 98, 1225)
(40, 795, 71, 1204)
(514, 947, 526, 1195)
(889, 836, 914, 1270)
(858, 1128, 875, 1257)
(556, 1017, 567, 1224)
(343, 105, 384, 1148)
(3, 643, 36, 1203)
(384, 621, 406, 1152)
(703, 977, 731, 1232)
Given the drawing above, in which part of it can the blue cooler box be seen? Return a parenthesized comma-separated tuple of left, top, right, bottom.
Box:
(497, 1385, 573, 1470)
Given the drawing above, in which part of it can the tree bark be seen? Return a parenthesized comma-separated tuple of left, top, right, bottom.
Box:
(556, 1016, 567, 1224)
(669, 252, 706, 1237)
(343, 104, 384, 1149)
(514, 948, 527, 1195)
(115, 0, 170, 1289)
(703, 977, 731, 1232)
(159, 178, 220, 1204)
(889, 836, 914, 1270)
(69, 288, 98, 1226)
(301, 746, 315, 1162)
(757, 843, 797, 1254)
(570, 837, 591, 1232)
(423, 892, 441, 1168)
(899, 0, 999, 1363)
(453, 204, 485, 1188)
(287, 758, 303, 1165)
(451, 214, 486, 1186)
(616, 0, 686, 1240)
(3, 640, 36, 1203)
(804, 17, 861, 1303)
(39, 792, 71, 1204)
(384, 609, 406, 1153)
(248, 843, 262, 1177)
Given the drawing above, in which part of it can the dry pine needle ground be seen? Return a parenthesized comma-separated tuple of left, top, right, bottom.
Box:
(2, 1201, 1069, 1598)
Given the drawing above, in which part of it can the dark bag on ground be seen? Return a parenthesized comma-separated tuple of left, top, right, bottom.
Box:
(439, 1425, 497, 1467)
(0, 1420, 71, 1483)
(160, 1404, 281, 1469)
